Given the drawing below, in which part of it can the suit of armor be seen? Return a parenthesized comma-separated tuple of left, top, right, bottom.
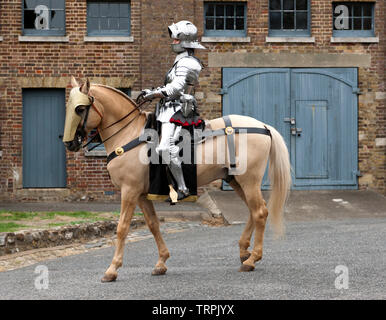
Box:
(142, 21, 205, 200)
(157, 51, 202, 123)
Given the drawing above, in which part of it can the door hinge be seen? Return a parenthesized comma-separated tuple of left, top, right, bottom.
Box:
(353, 170, 362, 177)
(352, 87, 362, 95)
(219, 88, 228, 95)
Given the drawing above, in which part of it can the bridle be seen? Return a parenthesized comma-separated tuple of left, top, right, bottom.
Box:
(80, 92, 150, 151)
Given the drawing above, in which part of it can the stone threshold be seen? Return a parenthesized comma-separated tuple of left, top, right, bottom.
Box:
(83, 36, 134, 42)
(18, 35, 69, 42)
(201, 36, 251, 43)
(330, 37, 379, 43)
(265, 36, 315, 43)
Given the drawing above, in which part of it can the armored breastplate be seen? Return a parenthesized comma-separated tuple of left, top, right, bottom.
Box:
(164, 65, 177, 86)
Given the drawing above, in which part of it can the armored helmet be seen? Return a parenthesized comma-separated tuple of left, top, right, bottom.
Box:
(168, 20, 206, 53)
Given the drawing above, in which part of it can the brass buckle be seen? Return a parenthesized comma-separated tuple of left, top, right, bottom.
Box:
(225, 126, 234, 135)
(115, 147, 124, 156)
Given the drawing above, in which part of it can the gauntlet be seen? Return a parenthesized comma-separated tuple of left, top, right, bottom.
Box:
(142, 88, 167, 101)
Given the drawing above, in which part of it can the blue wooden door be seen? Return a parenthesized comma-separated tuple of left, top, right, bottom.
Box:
(294, 100, 328, 179)
(222, 68, 358, 190)
(290, 68, 358, 188)
(23, 89, 67, 188)
(222, 68, 290, 188)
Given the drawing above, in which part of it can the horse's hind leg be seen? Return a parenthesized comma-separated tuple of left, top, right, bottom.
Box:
(238, 184, 268, 272)
(228, 179, 254, 263)
(138, 195, 170, 275)
(102, 189, 138, 282)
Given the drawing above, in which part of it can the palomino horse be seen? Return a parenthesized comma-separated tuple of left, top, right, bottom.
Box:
(63, 77, 291, 282)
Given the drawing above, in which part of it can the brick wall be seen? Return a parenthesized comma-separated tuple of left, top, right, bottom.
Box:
(0, 0, 142, 201)
(0, 0, 384, 200)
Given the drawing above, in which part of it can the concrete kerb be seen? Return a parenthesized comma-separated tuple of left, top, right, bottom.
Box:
(0, 218, 145, 256)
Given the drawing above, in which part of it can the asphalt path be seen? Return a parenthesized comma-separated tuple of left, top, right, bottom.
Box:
(0, 217, 385, 300)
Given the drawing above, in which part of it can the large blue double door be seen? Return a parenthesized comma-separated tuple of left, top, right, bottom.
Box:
(222, 68, 359, 189)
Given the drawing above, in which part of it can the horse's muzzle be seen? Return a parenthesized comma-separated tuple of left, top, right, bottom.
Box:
(64, 140, 81, 152)
(63, 130, 84, 152)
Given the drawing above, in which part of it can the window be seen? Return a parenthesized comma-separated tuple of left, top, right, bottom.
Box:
(333, 2, 375, 37)
(269, 0, 310, 36)
(23, 0, 65, 36)
(87, 1, 131, 36)
(117, 88, 131, 97)
(204, 2, 247, 37)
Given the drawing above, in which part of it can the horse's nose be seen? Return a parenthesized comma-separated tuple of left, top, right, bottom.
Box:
(64, 141, 80, 152)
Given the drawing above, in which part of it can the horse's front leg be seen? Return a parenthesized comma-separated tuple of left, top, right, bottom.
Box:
(138, 195, 170, 275)
(102, 189, 138, 282)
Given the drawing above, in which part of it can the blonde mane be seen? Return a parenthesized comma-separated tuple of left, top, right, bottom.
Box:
(91, 83, 137, 106)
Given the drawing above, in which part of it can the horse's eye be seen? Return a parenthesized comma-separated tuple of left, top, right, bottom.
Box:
(75, 106, 86, 115)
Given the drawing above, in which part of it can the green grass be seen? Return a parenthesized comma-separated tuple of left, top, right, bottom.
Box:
(0, 222, 32, 233)
(0, 211, 102, 221)
(0, 210, 143, 232)
(41, 211, 99, 219)
(102, 211, 143, 216)
(47, 222, 69, 228)
(0, 211, 39, 221)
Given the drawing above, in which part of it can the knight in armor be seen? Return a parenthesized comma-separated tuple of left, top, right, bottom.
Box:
(141, 20, 206, 201)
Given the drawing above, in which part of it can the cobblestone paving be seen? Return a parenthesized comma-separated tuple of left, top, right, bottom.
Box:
(0, 220, 206, 272)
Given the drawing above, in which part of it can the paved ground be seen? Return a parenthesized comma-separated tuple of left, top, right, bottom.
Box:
(0, 190, 385, 300)
(209, 189, 386, 223)
(1, 189, 385, 223)
(0, 216, 385, 300)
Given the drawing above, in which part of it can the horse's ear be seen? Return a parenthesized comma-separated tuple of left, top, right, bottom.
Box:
(80, 78, 90, 94)
(70, 76, 80, 88)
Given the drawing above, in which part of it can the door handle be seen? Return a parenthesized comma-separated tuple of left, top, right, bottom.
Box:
(291, 128, 302, 136)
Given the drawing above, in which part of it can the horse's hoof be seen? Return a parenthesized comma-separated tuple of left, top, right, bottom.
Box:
(239, 263, 255, 272)
(240, 253, 251, 264)
(152, 267, 167, 276)
(101, 273, 117, 282)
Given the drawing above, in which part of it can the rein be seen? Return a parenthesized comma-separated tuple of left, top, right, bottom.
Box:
(81, 95, 149, 151)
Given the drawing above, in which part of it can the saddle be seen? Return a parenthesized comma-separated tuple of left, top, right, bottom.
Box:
(146, 113, 200, 203)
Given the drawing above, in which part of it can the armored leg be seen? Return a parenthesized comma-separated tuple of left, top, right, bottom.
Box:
(156, 123, 190, 199)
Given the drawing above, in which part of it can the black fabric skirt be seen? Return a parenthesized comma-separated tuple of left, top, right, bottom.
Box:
(170, 110, 204, 128)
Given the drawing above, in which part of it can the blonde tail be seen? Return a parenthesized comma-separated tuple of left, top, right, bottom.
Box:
(266, 125, 292, 239)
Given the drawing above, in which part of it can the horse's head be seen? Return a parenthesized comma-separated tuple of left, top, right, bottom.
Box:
(63, 77, 102, 151)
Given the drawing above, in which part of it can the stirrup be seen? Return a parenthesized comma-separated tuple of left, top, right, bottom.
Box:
(166, 186, 190, 205)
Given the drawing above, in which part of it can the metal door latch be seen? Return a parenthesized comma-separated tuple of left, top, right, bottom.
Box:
(291, 128, 302, 136)
(284, 117, 296, 125)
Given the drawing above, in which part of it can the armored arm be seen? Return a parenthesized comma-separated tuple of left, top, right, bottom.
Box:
(141, 88, 167, 101)
(142, 57, 202, 102)
(162, 57, 202, 99)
